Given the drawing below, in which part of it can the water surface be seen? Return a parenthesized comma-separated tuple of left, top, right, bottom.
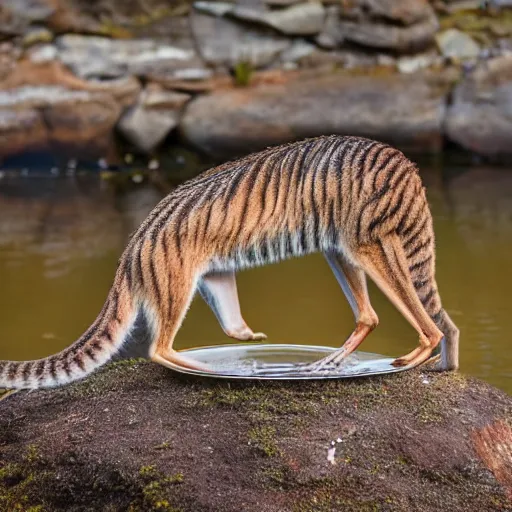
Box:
(0, 159, 510, 393)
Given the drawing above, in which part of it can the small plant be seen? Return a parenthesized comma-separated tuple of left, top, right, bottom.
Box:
(233, 60, 254, 87)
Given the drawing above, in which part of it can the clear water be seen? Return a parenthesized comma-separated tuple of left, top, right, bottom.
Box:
(0, 157, 511, 393)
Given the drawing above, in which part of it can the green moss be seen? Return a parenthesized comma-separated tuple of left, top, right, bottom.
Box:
(233, 60, 253, 87)
(248, 426, 281, 458)
(135, 465, 184, 511)
(0, 461, 50, 512)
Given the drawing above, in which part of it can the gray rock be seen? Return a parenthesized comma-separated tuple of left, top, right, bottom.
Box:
(436, 29, 480, 60)
(338, 11, 439, 53)
(279, 39, 317, 65)
(180, 70, 450, 158)
(2, 0, 55, 23)
(191, 11, 290, 68)
(118, 85, 191, 153)
(445, 55, 512, 157)
(56, 35, 202, 80)
(315, 6, 344, 49)
(231, 2, 326, 36)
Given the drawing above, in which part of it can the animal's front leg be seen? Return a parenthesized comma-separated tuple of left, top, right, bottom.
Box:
(198, 271, 267, 342)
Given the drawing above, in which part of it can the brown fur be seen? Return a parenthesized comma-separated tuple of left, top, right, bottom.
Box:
(0, 135, 459, 389)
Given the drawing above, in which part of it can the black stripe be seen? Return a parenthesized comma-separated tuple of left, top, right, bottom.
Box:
(432, 309, 443, 324)
(409, 254, 433, 273)
(150, 254, 162, 305)
(35, 360, 46, 378)
(74, 354, 86, 372)
(413, 279, 428, 290)
(49, 358, 57, 381)
(421, 287, 436, 307)
(406, 236, 432, 260)
(22, 362, 32, 383)
(62, 357, 72, 377)
(403, 214, 429, 247)
(85, 347, 97, 362)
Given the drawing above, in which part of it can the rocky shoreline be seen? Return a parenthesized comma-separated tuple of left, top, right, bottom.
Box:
(1, 0, 512, 164)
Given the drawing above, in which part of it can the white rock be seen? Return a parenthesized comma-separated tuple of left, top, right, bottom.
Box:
(436, 29, 480, 60)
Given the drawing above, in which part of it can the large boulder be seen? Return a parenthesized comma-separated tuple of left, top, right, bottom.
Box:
(180, 69, 453, 158)
(445, 55, 512, 157)
(190, 10, 291, 69)
(0, 363, 511, 511)
(0, 59, 140, 160)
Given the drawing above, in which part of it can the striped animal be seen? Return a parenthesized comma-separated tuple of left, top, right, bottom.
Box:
(0, 135, 459, 389)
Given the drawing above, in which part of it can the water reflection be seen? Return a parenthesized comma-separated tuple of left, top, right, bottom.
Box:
(0, 163, 510, 393)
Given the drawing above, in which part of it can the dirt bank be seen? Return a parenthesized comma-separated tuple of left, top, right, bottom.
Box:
(1, 361, 511, 511)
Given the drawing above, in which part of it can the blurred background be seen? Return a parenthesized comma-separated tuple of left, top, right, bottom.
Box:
(0, 0, 511, 393)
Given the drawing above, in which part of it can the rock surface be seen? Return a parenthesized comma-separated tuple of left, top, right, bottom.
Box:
(180, 69, 453, 158)
(0, 362, 511, 511)
(118, 84, 191, 153)
(190, 10, 291, 69)
(0, 71, 140, 159)
(445, 55, 512, 157)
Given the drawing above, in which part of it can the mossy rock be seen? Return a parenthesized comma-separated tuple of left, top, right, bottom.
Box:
(1, 361, 511, 511)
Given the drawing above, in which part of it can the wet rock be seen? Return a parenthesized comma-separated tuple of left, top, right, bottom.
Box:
(180, 69, 450, 158)
(56, 35, 201, 79)
(191, 10, 290, 68)
(118, 85, 191, 153)
(445, 55, 512, 157)
(436, 29, 480, 60)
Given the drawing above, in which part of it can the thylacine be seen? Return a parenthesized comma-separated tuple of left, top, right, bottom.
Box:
(0, 135, 459, 389)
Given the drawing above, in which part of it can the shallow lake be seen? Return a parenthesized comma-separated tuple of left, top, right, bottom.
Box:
(0, 153, 511, 394)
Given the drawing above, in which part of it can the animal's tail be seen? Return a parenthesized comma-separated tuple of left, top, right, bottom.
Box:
(399, 179, 460, 370)
(0, 270, 138, 389)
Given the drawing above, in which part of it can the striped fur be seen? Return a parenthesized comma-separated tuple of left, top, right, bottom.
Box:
(0, 135, 459, 389)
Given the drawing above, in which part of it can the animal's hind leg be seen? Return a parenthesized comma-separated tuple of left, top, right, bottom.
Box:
(306, 252, 379, 371)
(357, 234, 444, 368)
(198, 271, 267, 342)
(150, 272, 211, 372)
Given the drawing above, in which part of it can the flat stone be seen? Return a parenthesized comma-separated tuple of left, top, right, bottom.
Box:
(56, 35, 200, 79)
(231, 2, 326, 36)
(117, 85, 191, 153)
(191, 10, 290, 68)
(180, 69, 450, 158)
(445, 55, 512, 157)
(436, 29, 480, 60)
(338, 11, 439, 53)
